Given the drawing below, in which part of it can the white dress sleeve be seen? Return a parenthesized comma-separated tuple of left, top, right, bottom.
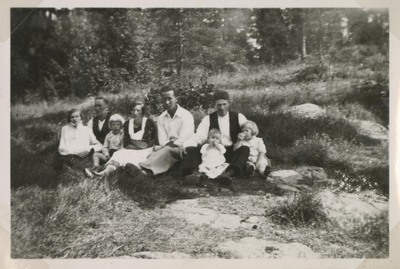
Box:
(58, 126, 72, 155)
(200, 144, 209, 155)
(218, 144, 226, 154)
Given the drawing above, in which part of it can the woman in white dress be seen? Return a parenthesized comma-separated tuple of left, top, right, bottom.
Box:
(94, 101, 156, 177)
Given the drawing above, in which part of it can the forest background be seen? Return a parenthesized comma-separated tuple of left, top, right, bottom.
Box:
(11, 8, 388, 106)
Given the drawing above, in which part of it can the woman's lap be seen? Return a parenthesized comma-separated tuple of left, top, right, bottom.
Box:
(107, 148, 153, 167)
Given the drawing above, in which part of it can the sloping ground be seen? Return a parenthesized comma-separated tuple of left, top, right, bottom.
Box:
(11, 167, 388, 258)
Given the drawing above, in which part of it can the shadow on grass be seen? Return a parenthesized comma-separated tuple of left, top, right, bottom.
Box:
(111, 162, 284, 209)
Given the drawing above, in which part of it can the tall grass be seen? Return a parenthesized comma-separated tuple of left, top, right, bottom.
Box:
(266, 192, 328, 227)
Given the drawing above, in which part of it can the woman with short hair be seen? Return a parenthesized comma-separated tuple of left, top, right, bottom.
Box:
(56, 109, 102, 169)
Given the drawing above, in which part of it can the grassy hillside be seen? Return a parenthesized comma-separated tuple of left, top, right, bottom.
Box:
(11, 55, 389, 258)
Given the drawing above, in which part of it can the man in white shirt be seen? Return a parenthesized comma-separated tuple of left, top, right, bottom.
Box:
(87, 97, 112, 144)
(181, 90, 249, 185)
(139, 86, 194, 175)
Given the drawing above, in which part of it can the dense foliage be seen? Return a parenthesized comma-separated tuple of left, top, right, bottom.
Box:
(11, 8, 388, 103)
(145, 79, 217, 115)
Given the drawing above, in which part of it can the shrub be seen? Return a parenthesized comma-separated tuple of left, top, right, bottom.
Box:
(346, 78, 389, 126)
(145, 79, 217, 115)
(328, 45, 386, 65)
(290, 137, 329, 166)
(289, 61, 328, 83)
(247, 112, 359, 148)
(266, 192, 328, 227)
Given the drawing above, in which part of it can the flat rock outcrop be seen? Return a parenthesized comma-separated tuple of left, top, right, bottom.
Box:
(216, 237, 319, 258)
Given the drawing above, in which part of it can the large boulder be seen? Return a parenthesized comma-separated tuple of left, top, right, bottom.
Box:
(269, 170, 303, 185)
(287, 103, 325, 119)
(216, 237, 319, 258)
(317, 189, 388, 229)
(350, 120, 388, 140)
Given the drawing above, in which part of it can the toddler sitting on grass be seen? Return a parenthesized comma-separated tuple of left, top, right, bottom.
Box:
(233, 120, 271, 177)
(85, 114, 124, 177)
(184, 128, 229, 184)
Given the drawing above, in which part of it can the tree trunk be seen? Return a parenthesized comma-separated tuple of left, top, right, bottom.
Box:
(176, 9, 183, 75)
(301, 22, 306, 60)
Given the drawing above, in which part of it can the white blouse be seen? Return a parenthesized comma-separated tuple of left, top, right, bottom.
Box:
(58, 123, 102, 156)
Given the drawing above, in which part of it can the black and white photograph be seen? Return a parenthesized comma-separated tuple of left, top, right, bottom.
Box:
(7, 3, 396, 265)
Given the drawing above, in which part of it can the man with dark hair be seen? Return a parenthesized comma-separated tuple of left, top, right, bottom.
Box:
(181, 90, 249, 185)
(87, 97, 112, 144)
(139, 86, 194, 175)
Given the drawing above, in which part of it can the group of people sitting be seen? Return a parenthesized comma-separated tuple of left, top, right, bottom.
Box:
(57, 86, 271, 185)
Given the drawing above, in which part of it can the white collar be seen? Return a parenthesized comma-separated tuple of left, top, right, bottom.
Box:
(161, 105, 184, 119)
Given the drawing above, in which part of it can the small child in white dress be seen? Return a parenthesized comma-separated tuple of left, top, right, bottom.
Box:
(184, 129, 229, 184)
(234, 121, 271, 177)
(198, 128, 230, 179)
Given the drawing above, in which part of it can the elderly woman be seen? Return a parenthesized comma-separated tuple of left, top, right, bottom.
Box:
(93, 100, 156, 177)
(57, 109, 102, 169)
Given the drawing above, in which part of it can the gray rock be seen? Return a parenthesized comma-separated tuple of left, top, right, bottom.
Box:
(350, 120, 388, 140)
(287, 103, 325, 119)
(317, 189, 388, 229)
(247, 216, 260, 224)
(131, 251, 192, 259)
(270, 170, 303, 185)
(168, 199, 241, 230)
(216, 237, 319, 258)
(296, 166, 328, 183)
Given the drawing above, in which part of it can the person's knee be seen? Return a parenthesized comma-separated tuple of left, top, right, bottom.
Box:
(257, 163, 266, 174)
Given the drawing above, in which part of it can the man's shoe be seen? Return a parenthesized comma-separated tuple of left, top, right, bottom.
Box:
(246, 163, 256, 176)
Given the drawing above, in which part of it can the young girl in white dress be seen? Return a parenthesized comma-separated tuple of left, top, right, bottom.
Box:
(234, 121, 271, 177)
